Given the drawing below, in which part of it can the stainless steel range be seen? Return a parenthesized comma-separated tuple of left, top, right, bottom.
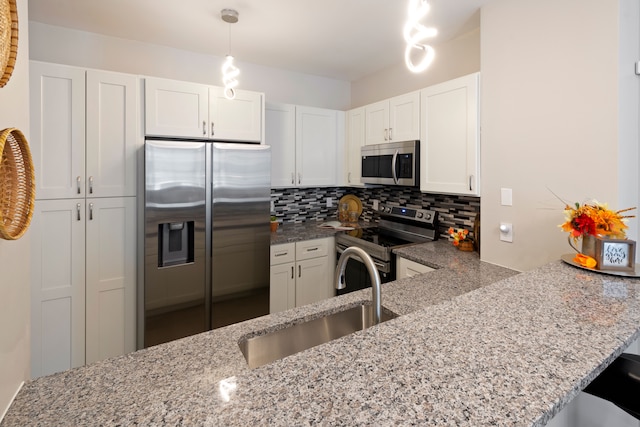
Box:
(335, 205, 438, 294)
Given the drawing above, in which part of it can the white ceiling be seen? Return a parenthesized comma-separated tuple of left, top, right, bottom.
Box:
(28, 0, 490, 81)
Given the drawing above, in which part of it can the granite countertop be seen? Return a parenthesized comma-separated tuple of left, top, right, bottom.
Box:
(269, 219, 376, 245)
(4, 238, 640, 426)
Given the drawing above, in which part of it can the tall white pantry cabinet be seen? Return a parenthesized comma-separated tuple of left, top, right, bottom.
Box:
(29, 61, 138, 377)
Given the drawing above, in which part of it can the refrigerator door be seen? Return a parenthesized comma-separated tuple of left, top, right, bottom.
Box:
(211, 143, 271, 328)
(143, 140, 209, 347)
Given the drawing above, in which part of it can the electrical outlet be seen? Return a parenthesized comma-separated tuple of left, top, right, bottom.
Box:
(326, 197, 333, 208)
(270, 200, 275, 212)
(372, 199, 379, 210)
(499, 223, 513, 242)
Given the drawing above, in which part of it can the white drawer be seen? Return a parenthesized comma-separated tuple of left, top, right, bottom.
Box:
(397, 256, 435, 279)
(270, 243, 295, 265)
(295, 237, 331, 261)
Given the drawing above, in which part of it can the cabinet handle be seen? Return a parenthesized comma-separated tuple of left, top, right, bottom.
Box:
(469, 175, 473, 191)
(89, 203, 94, 220)
(298, 173, 301, 185)
(298, 265, 301, 278)
(88, 176, 94, 194)
(348, 172, 351, 183)
(291, 266, 294, 279)
(389, 127, 393, 141)
(76, 203, 81, 221)
(384, 129, 388, 141)
(203, 121, 206, 136)
(77, 176, 81, 194)
(291, 173, 295, 185)
(274, 252, 288, 257)
(306, 247, 319, 252)
(211, 122, 215, 136)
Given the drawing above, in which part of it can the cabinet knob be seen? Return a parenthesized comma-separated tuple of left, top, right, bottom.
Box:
(76, 203, 81, 221)
(89, 203, 94, 220)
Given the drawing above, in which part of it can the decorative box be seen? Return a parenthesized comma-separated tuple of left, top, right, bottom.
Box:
(582, 234, 636, 272)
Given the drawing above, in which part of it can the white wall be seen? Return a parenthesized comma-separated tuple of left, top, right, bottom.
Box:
(351, 28, 480, 107)
(480, 0, 624, 272)
(0, 0, 31, 418)
(28, 22, 351, 111)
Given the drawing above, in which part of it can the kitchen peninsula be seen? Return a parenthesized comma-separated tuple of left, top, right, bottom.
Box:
(3, 239, 639, 426)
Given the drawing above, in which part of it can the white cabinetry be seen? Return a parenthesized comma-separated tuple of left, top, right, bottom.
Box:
(269, 237, 336, 313)
(420, 73, 480, 196)
(345, 107, 365, 186)
(397, 257, 435, 279)
(144, 77, 263, 142)
(29, 61, 138, 376)
(365, 91, 420, 145)
(266, 102, 341, 188)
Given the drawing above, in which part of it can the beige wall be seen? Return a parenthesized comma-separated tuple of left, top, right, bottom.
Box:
(351, 28, 480, 108)
(480, 0, 627, 271)
(0, 0, 30, 418)
(28, 22, 351, 111)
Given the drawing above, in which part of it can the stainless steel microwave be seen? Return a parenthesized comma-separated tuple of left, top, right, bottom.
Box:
(361, 140, 419, 186)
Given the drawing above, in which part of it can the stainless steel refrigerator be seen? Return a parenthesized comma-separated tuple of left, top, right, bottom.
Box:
(139, 140, 271, 348)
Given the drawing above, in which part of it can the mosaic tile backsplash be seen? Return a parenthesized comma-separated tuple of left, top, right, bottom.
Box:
(271, 186, 480, 240)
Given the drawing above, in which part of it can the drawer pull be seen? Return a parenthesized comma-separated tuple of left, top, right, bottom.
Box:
(274, 252, 288, 257)
(306, 247, 319, 252)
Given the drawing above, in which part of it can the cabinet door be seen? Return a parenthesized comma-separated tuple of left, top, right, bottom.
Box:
(30, 61, 86, 200)
(85, 197, 136, 364)
(269, 262, 296, 313)
(296, 256, 335, 307)
(420, 73, 480, 196)
(397, 257, 434, 279)
(296, 106, 337, 187)
(364, 100, 389, 145)
(346, 107, 365, 186)
(144, 77, 208, 138)
(30, 199, 86, 378)
(389, 91, 420, 142)
(266, 103, 296, 187)
(86, 71, 138, 197)
(209, 87, 263, 142)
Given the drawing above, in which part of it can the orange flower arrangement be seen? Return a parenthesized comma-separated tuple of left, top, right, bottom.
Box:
(560, 201, 635, 240)
(448, 227, 470, 247)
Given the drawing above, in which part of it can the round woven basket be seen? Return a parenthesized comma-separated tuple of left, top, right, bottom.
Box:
(0, 0, 18, 88)
(0, 128, 35, 240)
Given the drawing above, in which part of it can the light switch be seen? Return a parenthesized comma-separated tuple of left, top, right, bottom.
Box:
(326, 197, 333, 208)
(501, 188, 513, 206)
(372, 199, 379, 210)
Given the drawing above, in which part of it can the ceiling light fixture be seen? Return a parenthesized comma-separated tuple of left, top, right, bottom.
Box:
(403, 0, 437, 73)
(221, 8, 240, 99)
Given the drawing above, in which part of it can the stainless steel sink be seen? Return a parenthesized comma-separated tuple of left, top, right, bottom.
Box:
(238, 303, 397, 369)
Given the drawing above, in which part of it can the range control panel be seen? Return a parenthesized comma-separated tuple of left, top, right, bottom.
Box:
(378, 204, 437, 225)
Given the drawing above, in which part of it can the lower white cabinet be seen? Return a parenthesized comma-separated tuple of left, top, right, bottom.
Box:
(30, 197, 136, 377)
(269, 237, 336, 313)
(397, 256, 435, 279)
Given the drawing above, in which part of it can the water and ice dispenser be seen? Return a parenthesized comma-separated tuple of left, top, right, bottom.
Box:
(158, 221, 195, 267)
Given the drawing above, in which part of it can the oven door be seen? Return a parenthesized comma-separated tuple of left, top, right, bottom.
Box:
(335, 245, 394, 295)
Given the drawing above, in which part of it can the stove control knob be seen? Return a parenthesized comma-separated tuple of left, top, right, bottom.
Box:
(416, 212, 423, 218)
(426, 213, 431, 220)
(385, 207, 392, 213)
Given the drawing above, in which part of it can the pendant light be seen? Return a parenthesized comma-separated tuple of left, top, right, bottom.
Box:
(221, 8, 240, 99)
(403, 0, 437, 73)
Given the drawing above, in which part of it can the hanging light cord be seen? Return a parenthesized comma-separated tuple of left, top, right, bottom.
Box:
(403, 0, 437, 73)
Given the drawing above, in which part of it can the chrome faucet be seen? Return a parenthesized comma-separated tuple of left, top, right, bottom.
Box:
(335, 246, 382, 325)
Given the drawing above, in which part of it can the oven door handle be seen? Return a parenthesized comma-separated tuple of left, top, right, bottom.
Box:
(336, 246, 386, 270)
(391, 150, 399, 184)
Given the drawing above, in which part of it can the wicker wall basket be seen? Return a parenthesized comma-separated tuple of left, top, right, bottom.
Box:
(0, 0, 18, 88)
(0, 128, 35, 240)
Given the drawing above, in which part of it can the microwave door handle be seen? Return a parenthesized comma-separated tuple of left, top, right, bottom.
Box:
(392, 150, 399, 184)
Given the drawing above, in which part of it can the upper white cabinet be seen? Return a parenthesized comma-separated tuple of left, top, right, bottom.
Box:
(365, 91, 420, 145)
(144, 77, 263, 142)
(30, 62, 138, 199)
(345, 107, 365, 186)
(266, 102, 341, 188)
(420, 73, 480, 196)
